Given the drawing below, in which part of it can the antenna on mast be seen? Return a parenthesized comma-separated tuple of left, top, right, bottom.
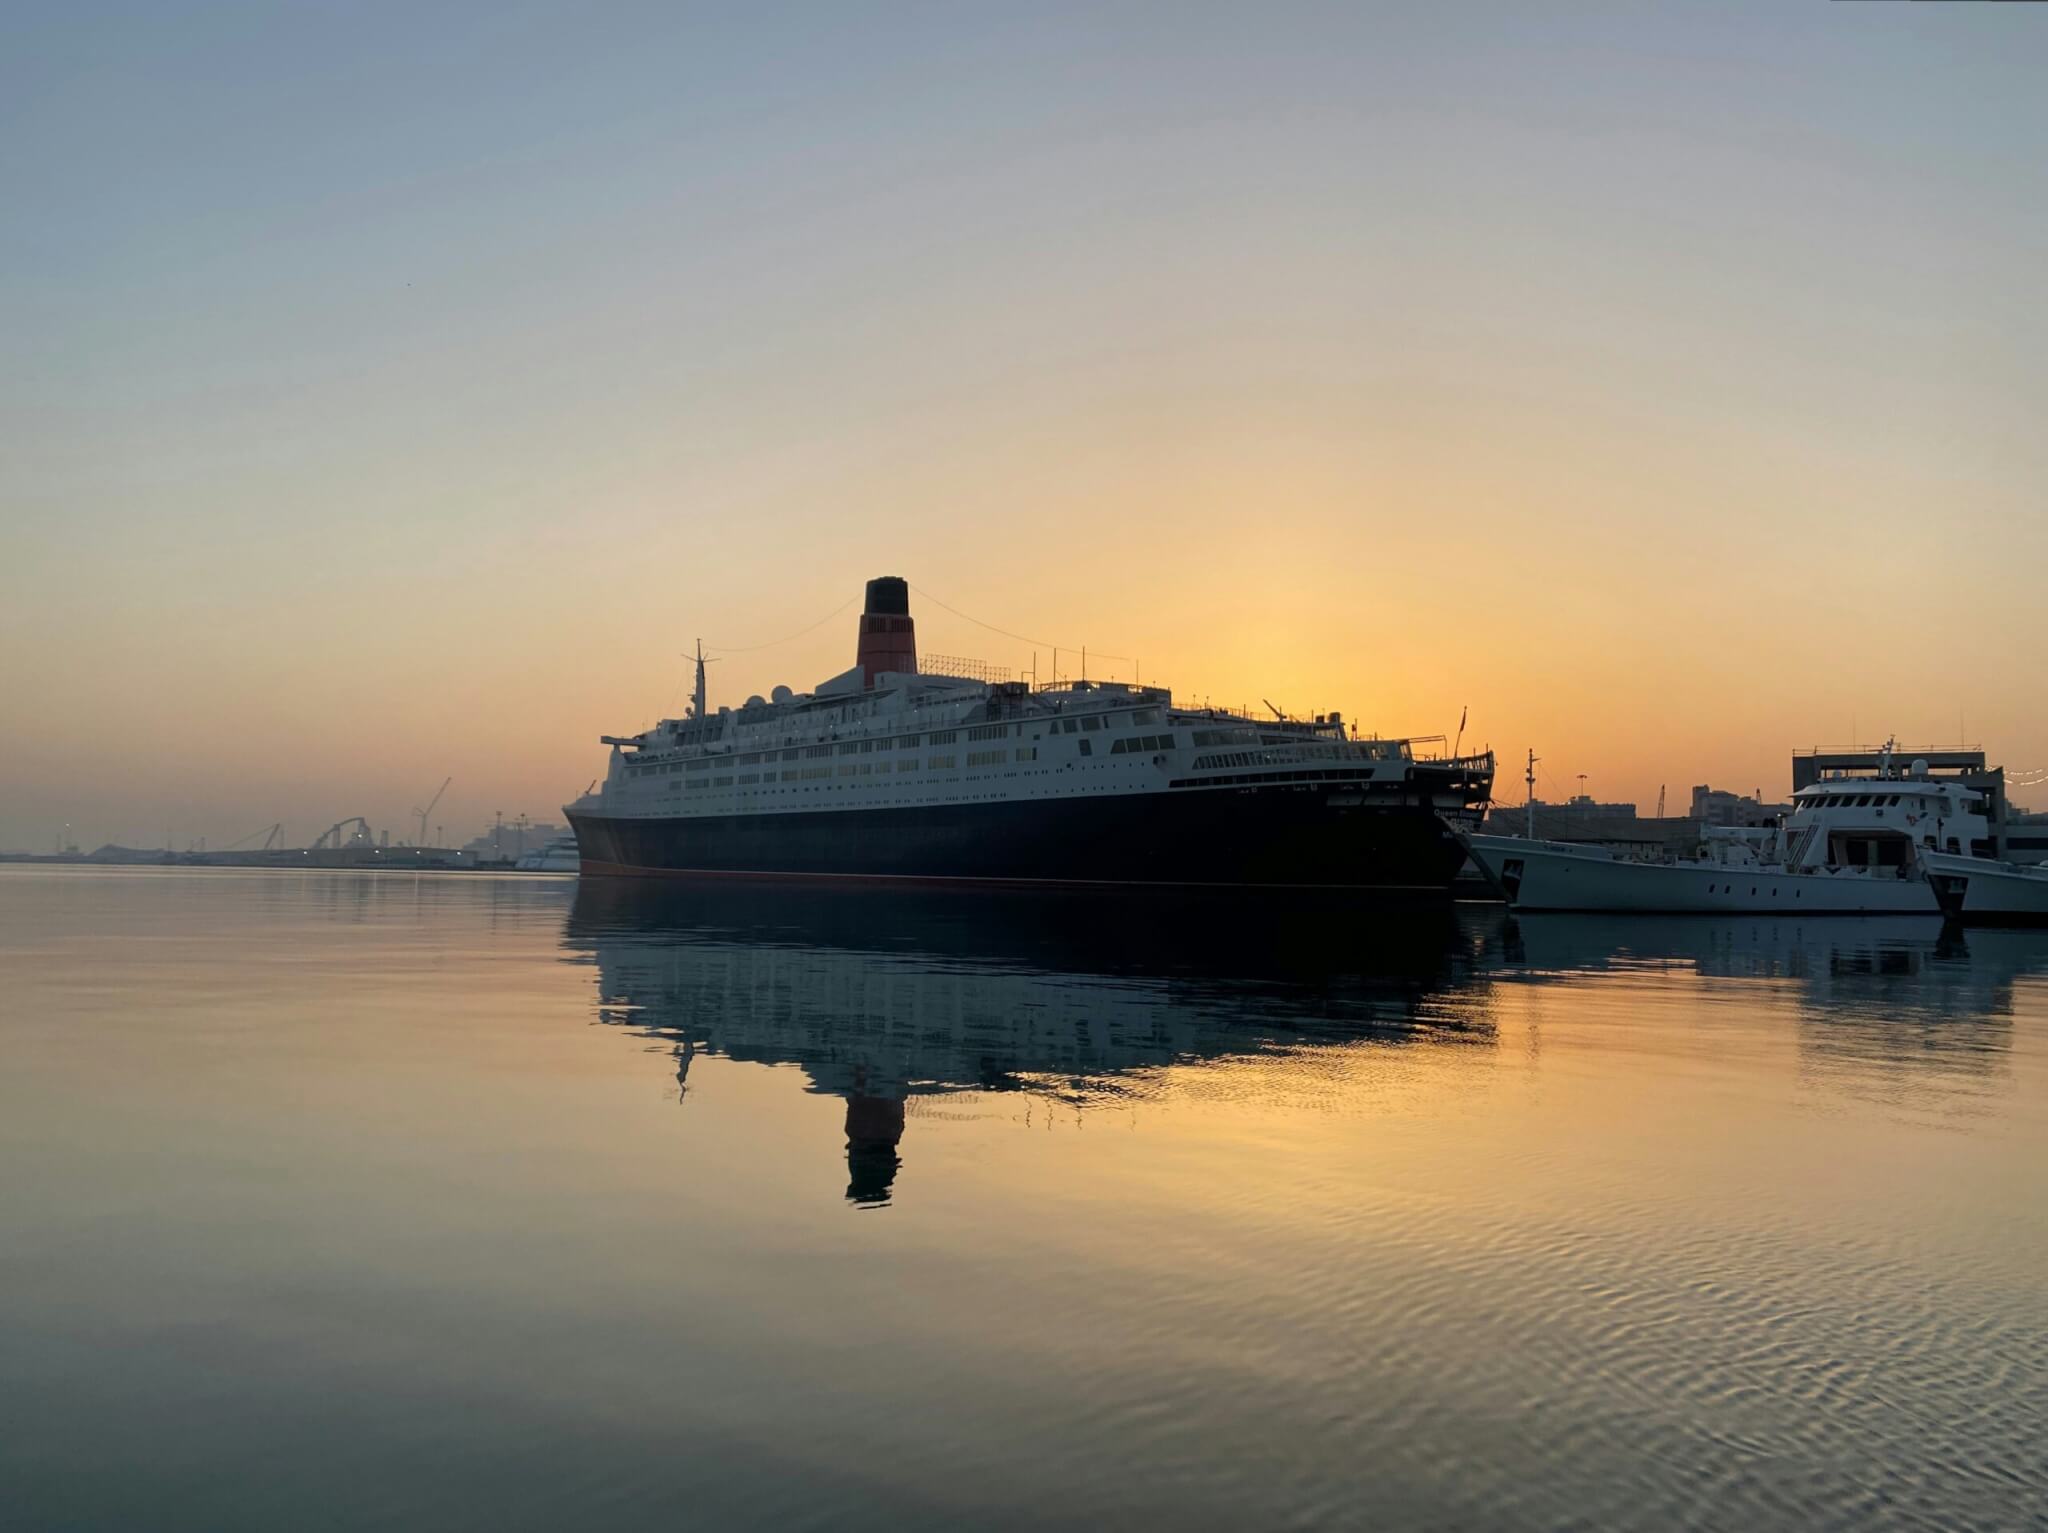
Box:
(1526, 748, 1540, 840)
(690, 639, 716, 720)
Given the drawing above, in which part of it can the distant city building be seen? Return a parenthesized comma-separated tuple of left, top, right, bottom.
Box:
(1690, 785, 1792, 828)
(1550, 794, 1639, 819)
(2008, 809, 2048, 865)
(1482, 796, 1700, 858)
(461, 820, 567, 862)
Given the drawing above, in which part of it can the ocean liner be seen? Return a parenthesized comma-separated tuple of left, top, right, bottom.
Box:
(564, 577, 1494, 891)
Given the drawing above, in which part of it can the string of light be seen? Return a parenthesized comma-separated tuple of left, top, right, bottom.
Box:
(701, 593, 861, 654)
(909, 582, 1133, 667)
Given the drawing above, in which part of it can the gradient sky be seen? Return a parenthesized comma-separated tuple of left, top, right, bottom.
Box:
(4, 1, 2045, 849)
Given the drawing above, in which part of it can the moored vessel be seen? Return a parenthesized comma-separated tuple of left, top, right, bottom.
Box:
(564, 577, 1494, 893)
(1465, 744, 1995, 915)
(515, 834, 581, 873)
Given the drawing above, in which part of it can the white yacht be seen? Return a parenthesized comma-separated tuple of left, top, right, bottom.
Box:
(515, 834, 581, 873)
(1465, 745, 1994, 915)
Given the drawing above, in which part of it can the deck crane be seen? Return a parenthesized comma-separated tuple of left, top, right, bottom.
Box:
(412, 777, 452, 847)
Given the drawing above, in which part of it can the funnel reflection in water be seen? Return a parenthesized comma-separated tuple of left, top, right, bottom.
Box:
(565, 879, 1496, 1206)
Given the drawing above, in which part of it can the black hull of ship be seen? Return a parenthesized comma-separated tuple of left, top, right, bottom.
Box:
(567, 784, 1471, 893)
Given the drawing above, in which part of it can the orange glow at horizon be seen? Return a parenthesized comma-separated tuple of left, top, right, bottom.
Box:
(4, 6, 2044, 848)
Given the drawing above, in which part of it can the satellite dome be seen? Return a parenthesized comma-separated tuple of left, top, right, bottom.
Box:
(744, 694, 766, 709)
(1911, 758, 1930, 778)
(771, 684, 794, 704)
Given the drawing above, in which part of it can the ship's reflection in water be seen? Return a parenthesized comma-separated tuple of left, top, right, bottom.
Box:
(566, 881, 1501, 1206)
(7, 870, 2047, 1531)
(566, 885, 2045, 1205)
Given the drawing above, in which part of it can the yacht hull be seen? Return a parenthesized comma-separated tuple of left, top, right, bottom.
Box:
(1922, 850, 2048, 925)
(1466, 834, 1941, 915)
(568, 785, 1471, 892)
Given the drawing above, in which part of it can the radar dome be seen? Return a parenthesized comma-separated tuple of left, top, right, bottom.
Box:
(744, 694, 766, 709)
(771, 685, 794, 704)
(1911, 758, 1930, 778)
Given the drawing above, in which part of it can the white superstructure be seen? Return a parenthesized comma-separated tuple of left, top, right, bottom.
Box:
(580, 671, 1436, 823)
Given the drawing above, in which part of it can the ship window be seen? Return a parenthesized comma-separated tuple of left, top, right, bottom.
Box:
(738, 773, 760, 785)
(1132, 709, 1159, 725)
(929, 730, 957, 745)
(713, 777, 732, 788)
(1082, 716, 1103, 730)
(1947, 838, 1960, 853)
(1015, 747, 1036, 762)
(838, 742, 859, 755)
(928, 754, 955, 769)
(804, 744, 833, 759)
(1079, 738, 1092, 756)
(967, 750, 1004, 768)
(737, 753, 761, 767)
(897, 735, 921, 749)
(781, 749, 799, 762)
(687, 758, 710, 771)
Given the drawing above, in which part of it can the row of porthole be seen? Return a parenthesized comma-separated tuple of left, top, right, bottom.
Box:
(643, 772, 1151, 810)
(629, 759, 1150, 803)
(1705, 883, 1795, 896)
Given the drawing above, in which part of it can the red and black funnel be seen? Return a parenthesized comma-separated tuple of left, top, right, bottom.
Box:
(855, 575, 916, 688)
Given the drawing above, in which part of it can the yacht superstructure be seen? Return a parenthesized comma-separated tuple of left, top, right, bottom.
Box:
(515, 834, 581, 873)
(565, 577, 1495, 891)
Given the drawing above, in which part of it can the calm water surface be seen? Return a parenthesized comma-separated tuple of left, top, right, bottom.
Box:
(3, 867, 2045, 1531)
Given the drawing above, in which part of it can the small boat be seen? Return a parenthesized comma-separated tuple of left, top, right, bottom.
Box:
(515, 834, 582, 873)
(1921, 849, 2048, 925)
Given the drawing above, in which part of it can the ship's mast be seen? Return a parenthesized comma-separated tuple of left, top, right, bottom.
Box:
(1526, 748, 1540, 840)
(691, 639, 710, 721)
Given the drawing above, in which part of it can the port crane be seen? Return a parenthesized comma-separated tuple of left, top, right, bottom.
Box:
(412, 776, 452, 847)
(222, 822, 284, 852)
